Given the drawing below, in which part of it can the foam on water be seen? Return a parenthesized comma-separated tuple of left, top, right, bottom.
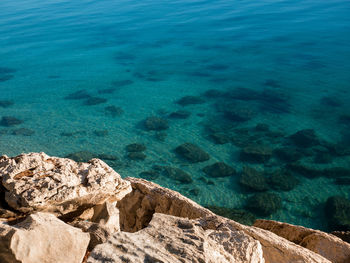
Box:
(1, 0, 350, 230)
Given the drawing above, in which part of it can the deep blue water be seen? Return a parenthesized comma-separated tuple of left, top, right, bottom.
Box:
(1, 0, 350, 230)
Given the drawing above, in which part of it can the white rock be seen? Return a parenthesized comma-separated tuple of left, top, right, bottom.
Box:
(0, 152, 131, 215)
(88, 213, 264, 263)
(254, 219, 350, 263)
(0, 212, 90, 263)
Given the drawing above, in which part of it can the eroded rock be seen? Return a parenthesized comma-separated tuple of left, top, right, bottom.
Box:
(88, 213, 264, 263)
(0, 212, 90, 263)
(254, 219, 350, 263)
(0, 152, 131, 215)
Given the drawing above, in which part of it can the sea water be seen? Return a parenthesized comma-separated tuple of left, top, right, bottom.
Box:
(0, 0, 349, 231)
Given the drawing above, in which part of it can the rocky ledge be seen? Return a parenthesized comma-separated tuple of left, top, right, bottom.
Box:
(0, 153, 349, 263)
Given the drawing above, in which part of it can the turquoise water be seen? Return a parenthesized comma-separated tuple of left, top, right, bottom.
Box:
(1, 0, 350, 230)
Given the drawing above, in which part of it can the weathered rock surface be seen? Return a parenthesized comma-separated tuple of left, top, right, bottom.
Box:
(254, 219, 350, 263)
(0, 212, 90, 263)
(88, 213, 264, 263)
(117, 177, 211, 232)
(72, 202, 120, 250)
(117, 177, 332, 263)
(0, 152, 131, 215)
(0, 153, 345, 263)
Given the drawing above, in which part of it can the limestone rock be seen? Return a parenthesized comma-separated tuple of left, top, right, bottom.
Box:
(0, 152, 131, 215)
(71, 201, 120, 249)
(0, 212, 90, 263)
(117, 177, 214, 232)
(254, 219, 350, 263)
(238, 224, 331, 263)
(88, 213, 264, 263)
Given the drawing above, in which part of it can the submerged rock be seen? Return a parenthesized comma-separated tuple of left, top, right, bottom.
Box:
(255, 123, 270, 132)
(239, 166, 268, 192)
(168, 110, 191, 119)
(162, 166, 193, 184)
(97, 88, 116, 94)
(93, 130, 108, 137)
(289, 129, 320, 148)
(286, 162, 323, 178)
(226, 87, 261, 101)
(274, 147, 303, 162)
(202, 162, 236, 177)
(11, 128, 35, 136)
(144, 116, 169, 131)
(127, 152, 146, 161)
(267, 169, 300, 191)
(320, 96, 342, 107)
(0, 100, 14, 108)
(246, 192, 282, 216)
(105, 106, 124, 117)
(175, 142, 210, 163)
(325, 196, 350, 231)
(0, 152, 131, 215)
(84, 97, 107, 106)
(240, 145, 272, 163)
(175, 95, 205, 106)
(334, 177, 350, 185)
(339, 114, 350, 126)
(209, 132, 231, 144)
(0, 212, 90, 263)
(223, 105, 255, 122)
(65, 150, 96, 162)
(202, 89, 226, 98)
(64, 89, 91, 100)
(0, 116, 23, 127)
(125, 143, 146, 152)
(60, 130, 87, 137)
(0, 75, 14, 82)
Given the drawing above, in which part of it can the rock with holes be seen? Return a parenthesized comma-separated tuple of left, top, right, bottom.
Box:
(87, 213, 265, 263)
(0, 152, 131, 215)
(117, 177, 331, 263)
(0, 212, 90, 263)
(254, 219, 350, 263)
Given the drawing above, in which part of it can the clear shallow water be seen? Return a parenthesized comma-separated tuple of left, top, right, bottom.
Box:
(1, 0, 350, 230)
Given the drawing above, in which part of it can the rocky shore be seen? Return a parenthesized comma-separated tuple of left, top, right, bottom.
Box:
(0, 152, 349, 263)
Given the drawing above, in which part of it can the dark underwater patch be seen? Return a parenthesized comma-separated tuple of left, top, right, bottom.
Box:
(0, 116, 23, 127)
(105, 106, 124, 117)
(12, 128, 35, 136)
(175, 96, 205, 106)
(0, 75, 14, 82)
(245, 192, 282, 216)
(111, 79, 134, 87)
(83, 97, 107, 106)
(64, 90, 91, 100)
(0, 100, 14, 108)
(0, 67, 16, 74)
